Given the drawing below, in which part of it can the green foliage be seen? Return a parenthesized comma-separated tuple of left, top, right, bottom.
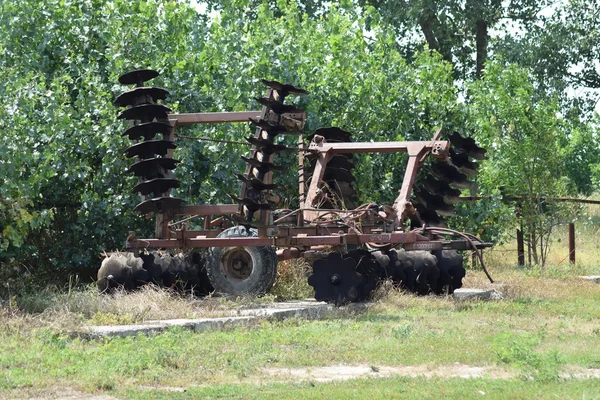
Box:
(493, 331, 565, 382)
(467, 62, 580, 265)
(0, 0, 599, 284)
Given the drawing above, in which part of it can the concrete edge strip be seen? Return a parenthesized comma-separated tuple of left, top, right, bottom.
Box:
(75, 303, 368, 339)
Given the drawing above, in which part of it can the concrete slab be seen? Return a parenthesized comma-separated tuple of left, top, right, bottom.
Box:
(77, 301, 366, 339)
(453, 288, 503, 301)
(580, 276, 600, 283)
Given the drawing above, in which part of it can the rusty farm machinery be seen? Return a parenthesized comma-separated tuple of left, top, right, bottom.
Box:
(98, 69, 493, 305)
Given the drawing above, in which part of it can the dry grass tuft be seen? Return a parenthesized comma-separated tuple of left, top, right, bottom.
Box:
(464, 268, 599, 301)
(0, 284, 250, 332)
(270, 258, 314, 301)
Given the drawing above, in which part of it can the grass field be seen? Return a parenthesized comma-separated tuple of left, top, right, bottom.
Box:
(0, 223, 599, 399)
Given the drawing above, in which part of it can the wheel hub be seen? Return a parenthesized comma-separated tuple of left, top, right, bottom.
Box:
(221, 248, 253, 282)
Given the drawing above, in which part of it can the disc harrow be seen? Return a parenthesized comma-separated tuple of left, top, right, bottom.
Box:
(116, 69, 183, 215)
(236, 80, 307, 227)
(108, 70, 494, 305)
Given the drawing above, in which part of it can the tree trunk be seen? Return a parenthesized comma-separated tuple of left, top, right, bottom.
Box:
(419, 10, 440, 52)
(418, 8, 453, 63)
(475, 19, 488, 79)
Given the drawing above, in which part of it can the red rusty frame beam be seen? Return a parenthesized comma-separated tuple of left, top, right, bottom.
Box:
(307, 140, 448, 155)
(168, 111, 262, 125)
(126, 231, 433, 249)
(303, 136, 450, 226)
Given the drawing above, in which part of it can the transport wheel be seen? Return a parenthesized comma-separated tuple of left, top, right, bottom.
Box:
(207, 226, 277, 296)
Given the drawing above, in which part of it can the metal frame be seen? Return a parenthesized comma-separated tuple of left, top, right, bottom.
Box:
(125, 112, 488, 256)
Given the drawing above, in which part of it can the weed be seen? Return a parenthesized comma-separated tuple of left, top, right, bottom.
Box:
(493, 331, 565, 382)
(391, 322, 414, 339)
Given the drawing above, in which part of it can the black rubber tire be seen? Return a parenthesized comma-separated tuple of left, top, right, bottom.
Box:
(207, 226, 277, 296)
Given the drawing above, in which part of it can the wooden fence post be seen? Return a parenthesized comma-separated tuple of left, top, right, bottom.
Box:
(568, 223, 575, 264)
(516, 229, 525, 266)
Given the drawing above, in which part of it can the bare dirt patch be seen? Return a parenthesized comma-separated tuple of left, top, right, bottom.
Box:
(26, 387, 119, 400)
(263, 363, 516, 382)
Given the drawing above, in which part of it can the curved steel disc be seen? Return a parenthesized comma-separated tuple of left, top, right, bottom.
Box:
(249, 118, 288, 134)
(246, 137, 289, 152)
(356, 259, 382, 300)
(241, 156, 284, 172)
(127, 157, 180, 177)
(414, 203, 446, 227)
(261, 79, 308, 97)
(449, 148, 479, 175)
(125, 140, 176, 158)
(229, 195, 272, 212)
(431, 160, 471, 189)
(306, 127, 351, 143)
(255, 97, 303, 114)
(413, 186, 455, 217)
(115, 87, 169, 107)
(384, 249, 406, 284)
(119, 69, 159, 86)
(421, 175, 461, 204)
(122, 121, 173, 141)
(236, 174, 281, 191)
(117, 103, 171, 122)
(448, 131, 487, 160)
(307, 155, 354, 172)
(323, 167, 356, 183)
(134, 196, 184, 215)
(133, 178, 180, 196)
(308, 253, 364, 306)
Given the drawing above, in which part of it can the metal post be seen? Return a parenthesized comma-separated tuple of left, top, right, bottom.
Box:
(568, 222, 575, 264)
(297, 134, 305, 227)
(516, 229, 525, 266)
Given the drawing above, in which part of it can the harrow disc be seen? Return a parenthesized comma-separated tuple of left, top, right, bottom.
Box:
(236, 174, 282, 191)
(248, 118, 288, 134)
(117, 103, 171, 122)
(448, 148, 479, 175)
(347, 250, 383, 301)
(260, 79, 309, 98)
(306, 127, 352, 143)
(118, 69, 159, 85)
(133, 178, 180, 196)
(308, 253, 364, 306)
(126, 157, 180, 176)
(125, 140, 177, 159)
(420, 175, 460, 204)
(115, 87, 169, 107)
(255, 97, 303, 114)
(122, 121, 173, 141)
(413, 187, 455, 217)
(134, 197, 184, 215)
(432, 250, 466, 294)
(245, 136, 289, 152)
(448, 131, 487, 160)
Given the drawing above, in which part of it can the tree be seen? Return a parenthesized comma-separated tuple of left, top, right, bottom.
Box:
(468, 62, 578, 266)
(495, 0, 600, 117)
(359, 0, 552, 80)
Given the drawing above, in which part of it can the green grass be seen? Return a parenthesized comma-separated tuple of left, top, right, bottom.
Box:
(0, 266, 598, 399)
(111, 378, 600, 400)
(1, 223, 599, 399)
